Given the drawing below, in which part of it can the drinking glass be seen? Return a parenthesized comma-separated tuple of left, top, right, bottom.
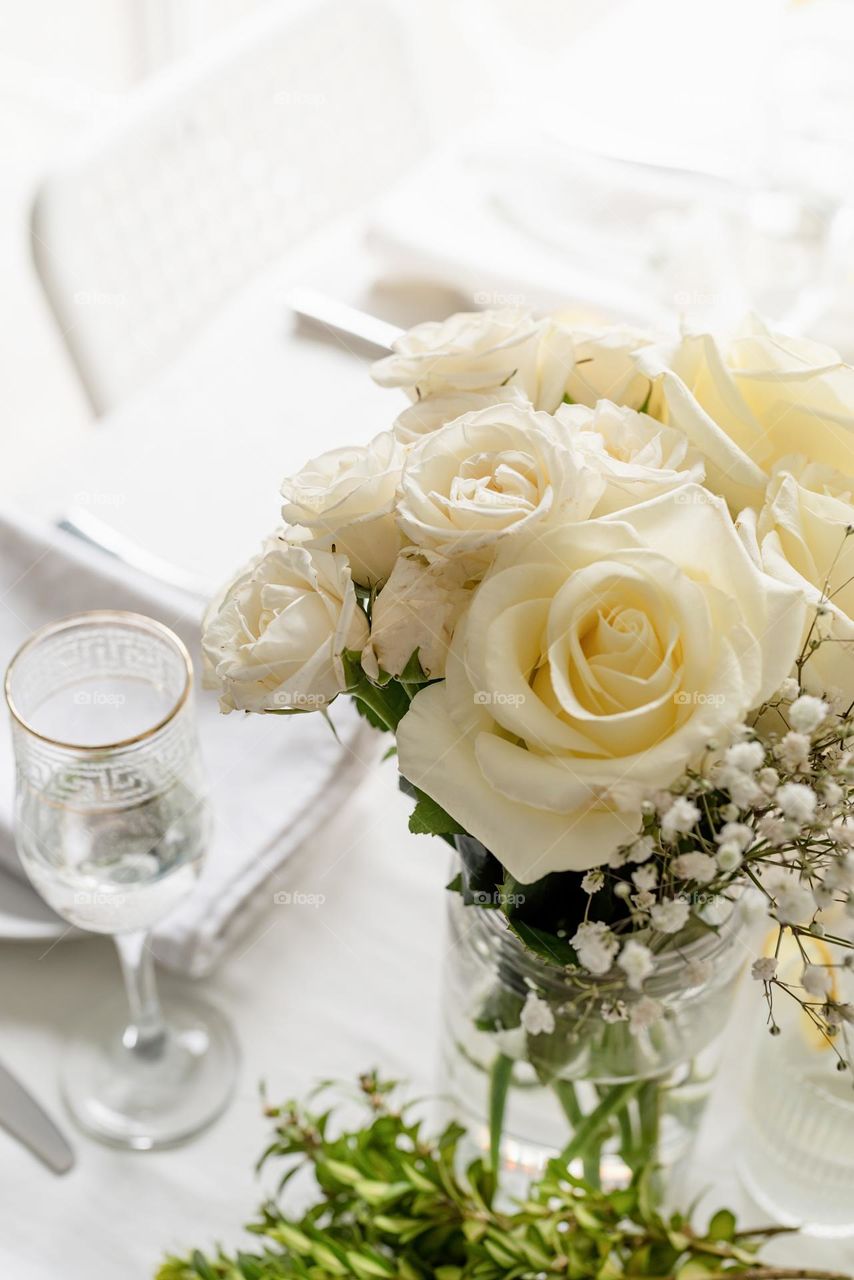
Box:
(4, 611, 237, 1149)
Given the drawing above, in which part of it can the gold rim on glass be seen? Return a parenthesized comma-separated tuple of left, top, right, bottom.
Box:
(4, 610, 194, 752)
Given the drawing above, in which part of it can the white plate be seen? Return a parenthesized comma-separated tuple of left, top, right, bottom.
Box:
(0, 867, 66, 941)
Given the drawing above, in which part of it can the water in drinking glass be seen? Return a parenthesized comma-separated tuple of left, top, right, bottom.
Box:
(15, 672, 207, 932)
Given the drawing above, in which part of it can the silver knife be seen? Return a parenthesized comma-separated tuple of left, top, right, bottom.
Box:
(0, 1058, 74, 1173)
(288, 286, 402, 354)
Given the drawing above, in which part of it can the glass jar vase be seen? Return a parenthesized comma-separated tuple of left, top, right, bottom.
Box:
(439, 883, 746, 1194)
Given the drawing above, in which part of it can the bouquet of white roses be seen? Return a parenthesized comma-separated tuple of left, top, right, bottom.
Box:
(203, 307, 854, 1182)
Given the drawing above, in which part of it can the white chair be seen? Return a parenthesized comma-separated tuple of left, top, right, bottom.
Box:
(31, 0, 430, 414)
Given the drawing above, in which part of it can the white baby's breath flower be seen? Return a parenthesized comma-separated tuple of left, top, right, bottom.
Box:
(681, 958, 713, 988)
(776, 781, 817, 824)
(821, 780, 843, 808)
(789, 695, 830, 735)
(617, 940, 654, 991)
(830, 817, 854, 848)
(716, 841, 743, 872)
(629, 996, 663, 1035)
(627, 835, 655, 864)
(802, 965, 833, 998)
(520, 991, 556, 1036)
(777, 731, 811, 771)
(751, 956, 778, 982)
(716, 822, 753, 851)
(757, 813, 787, 846)
(824, 853, 854, 892)
(672, 851, 717, 884)
(632, 864, 658, 892)
(661, 798, 701, 840)
(724, 740, 765, 774)
(769, 877, 815, 926)
(757, 767, 780, 794)
(571, 921, 619, 975)
(778, 677, 800, 702)
(601, 1000, 628, 1024)
(720, 802, 740, 822)
(581, 870, 604, 895)
(650, 897, 690, 934)
(632, 889, 656, 912)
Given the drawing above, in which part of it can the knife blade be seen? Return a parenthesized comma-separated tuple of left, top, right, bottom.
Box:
(288, 287, 403, 354)
(0, 1058, 74, 1173)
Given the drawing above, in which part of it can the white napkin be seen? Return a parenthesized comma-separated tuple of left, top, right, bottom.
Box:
(0, 510, 372, 975)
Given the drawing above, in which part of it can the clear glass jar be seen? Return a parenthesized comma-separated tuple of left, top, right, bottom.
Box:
(439, 887, 746, 1193)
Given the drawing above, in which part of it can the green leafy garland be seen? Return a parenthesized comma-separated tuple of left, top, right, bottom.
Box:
(157, 1074, 848, 1280)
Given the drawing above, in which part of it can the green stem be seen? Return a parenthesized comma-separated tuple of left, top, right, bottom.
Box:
(557, 1081, 644, 1168)
(553, 1080, 599, 1186)
(488, 1053, 513, 1175)
(638, 1080, 660, 1162)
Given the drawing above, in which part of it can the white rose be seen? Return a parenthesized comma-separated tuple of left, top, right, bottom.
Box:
(392, 386, 531, 445)
(372, 308, 573, 411)
(552, 322, 657, 410)
(396, 485, 804, 881)
(202, 540, 368, 713)
(556, 399, 704, 516)
(280, 431, 404, 587)
(639, 316, 854, 511)
(738, 466, 854, 694)
(361, 550, 474, 680)
(397, 402, 604, 564)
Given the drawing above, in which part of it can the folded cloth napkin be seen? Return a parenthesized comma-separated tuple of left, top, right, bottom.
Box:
(0, 510, 372, 975)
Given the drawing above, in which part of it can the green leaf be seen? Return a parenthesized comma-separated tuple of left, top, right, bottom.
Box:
(487, 1053, 513, 1175)
(408, 791, 464, 838)
(707, 1208, 736, 1242)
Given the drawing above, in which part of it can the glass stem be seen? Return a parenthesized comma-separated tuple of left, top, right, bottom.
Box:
(115, 930, 167, 1060)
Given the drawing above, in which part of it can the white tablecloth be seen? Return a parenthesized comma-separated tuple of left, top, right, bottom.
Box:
(3, 224, 852, 1278)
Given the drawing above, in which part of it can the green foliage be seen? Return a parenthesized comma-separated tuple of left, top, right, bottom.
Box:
(156, 1075, 846, 1280)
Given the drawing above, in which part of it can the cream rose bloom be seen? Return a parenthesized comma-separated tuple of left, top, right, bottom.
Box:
(557, 400, 704, 516)
(361, 550, 474, 680)
(280, 431, 404, 587)
(396, 486, 804, 880)
(392, 386, 531, 445)
(396, 402, 604, 563)
(639, 316, 854, 512)
(202, 540, 368, 713)
(372, 309, 573, 412)
(738, 463, 854, 695)
(553, 323, 657, 410)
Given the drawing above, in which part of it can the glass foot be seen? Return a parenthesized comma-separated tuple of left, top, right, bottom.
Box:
(61, 992, 238, 1150)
